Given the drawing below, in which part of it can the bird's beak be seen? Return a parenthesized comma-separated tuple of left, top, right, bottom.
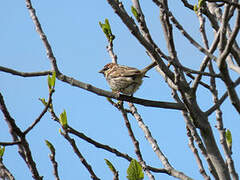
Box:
(99, 69, 104, 74)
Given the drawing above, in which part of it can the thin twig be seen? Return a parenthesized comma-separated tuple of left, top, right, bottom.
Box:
(49, 107, 169, 174)
(68, 126, 168, 174)
(47, 144, 60, 180)
(23, 89, 54, 135)
(61, 130, 100, 180)
(0, 92, 42, 180)
(205, 77, 240, 115)
(118, 101, 155, 180)
(106, 39, 118, 64)
(0, 141, 21, 146)
(186, 127, 210, 180)
(0, 66, 51, 77)
(191, 30, 221, 92)
(166, 6, 217, 61)
(217, 9, 240, 114)
(25, 0, 60, 74)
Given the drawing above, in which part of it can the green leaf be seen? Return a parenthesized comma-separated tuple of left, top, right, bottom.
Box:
(48, 74, 52, 90)
(59, 128, 63, 135)
(127, 159, 144, 180)
(193, 4, 198, 14)
(99, 22, 103, 28)
(51, 71, 56, 88)
(105, 19, 112, 34)
(47, 71, 56, 90)
(131, 6, 139, 20)
(39, 98, 47, 106)
(45, 140, 55, 153)
(99, 19, 115, 42)
(0, 146, 5, 157)
(104, 159, 117, 173)
(198, 0, 205, 8)
(226, 129, 232, 151)
(59, 110, 68, 129)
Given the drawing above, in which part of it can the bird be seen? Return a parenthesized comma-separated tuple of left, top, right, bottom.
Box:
(99, 62, 157, 95)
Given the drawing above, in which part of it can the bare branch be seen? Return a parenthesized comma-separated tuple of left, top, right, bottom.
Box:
(181, 111, 219, 179)
(0, 158, 15, 180)
(61, 130, 100, 180)
(186, 127, 210, 180)
(106, 40, 118, 64)
(25, 0, 60, 74)
(0, 66, 51, 77)
(107, 0, 176, 84)
(217, 9, 240, 114)
(46, 143, 60, 180)
(118, 102, 155, 180)
(191, 29, 221, 92)
(58, 73, 186, 110)
(48, 107, 170, 175)
(0, 92, 42, 180)
(128, 103, 193, 180)
(0, 141, 21, 146)
(68, 126, 168, 174)
(23, 89, 54, 135)
(156, 3, 218, 62)
(208, 54, 239, 179)
(131, 0, 156, 46)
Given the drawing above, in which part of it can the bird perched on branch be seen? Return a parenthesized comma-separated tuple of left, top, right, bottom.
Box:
(99, 62, 157, 95)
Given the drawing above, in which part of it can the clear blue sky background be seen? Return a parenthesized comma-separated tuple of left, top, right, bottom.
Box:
(1, 0, 240, 179)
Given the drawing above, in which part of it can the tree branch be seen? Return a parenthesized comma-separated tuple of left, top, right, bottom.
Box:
(60, 130, 100, 180)
(0, 141, 21, 146)
(58, 73, 186, 110)
(128, 103, 193, 180)
(217, 9, 240, 114)
(23, 89, 54, 135)
(0, 158, 15, 180)
(205, 77, 240, 116)
(118, 102, 155, 180)
(0, 92, 42, 180)
(186, 127, 210, 180)
(0, 66, 51, 77)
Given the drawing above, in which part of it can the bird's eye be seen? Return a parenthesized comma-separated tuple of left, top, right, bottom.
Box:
(103, 66, 109, 71)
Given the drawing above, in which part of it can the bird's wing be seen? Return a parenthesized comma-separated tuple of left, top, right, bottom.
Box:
(113, 66, 142, 78)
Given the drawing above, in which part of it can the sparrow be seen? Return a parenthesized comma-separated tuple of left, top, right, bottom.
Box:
(99, 62, 157, 95)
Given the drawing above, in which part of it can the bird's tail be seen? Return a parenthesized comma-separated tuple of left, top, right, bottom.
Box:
(141, 61, 157, 74)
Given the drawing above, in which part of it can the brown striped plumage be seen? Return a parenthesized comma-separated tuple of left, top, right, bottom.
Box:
(99, 62, 156, 95)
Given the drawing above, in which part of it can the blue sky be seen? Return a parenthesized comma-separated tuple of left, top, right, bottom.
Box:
(0, 0, 240, 179)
